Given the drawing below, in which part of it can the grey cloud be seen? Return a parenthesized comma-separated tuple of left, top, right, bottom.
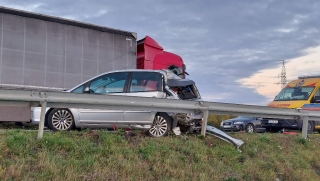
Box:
(1, 0, 320, 104)
(190, 73, 269, 105)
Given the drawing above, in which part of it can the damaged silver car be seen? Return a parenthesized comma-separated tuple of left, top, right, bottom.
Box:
(31, 69, 202, 137)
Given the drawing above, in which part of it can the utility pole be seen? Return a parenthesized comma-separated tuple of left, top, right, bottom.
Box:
(277, 60, 288, 89)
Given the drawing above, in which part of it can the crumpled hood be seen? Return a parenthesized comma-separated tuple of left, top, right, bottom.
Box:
(167, 79, 195, 87)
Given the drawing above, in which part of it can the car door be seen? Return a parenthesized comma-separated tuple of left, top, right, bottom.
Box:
(124, 72, 164, 124)
(78, 72, 129, 126)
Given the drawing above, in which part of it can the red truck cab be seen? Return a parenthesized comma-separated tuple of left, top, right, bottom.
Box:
(137, 36, 187, 79)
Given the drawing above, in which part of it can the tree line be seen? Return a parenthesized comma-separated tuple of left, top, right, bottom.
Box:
(207, 114, 235, 127)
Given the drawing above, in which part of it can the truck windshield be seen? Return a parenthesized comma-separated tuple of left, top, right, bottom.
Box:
(274, 86, 315, 101)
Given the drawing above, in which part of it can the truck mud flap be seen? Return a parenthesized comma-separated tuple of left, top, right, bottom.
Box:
(206, 125, 244, 152)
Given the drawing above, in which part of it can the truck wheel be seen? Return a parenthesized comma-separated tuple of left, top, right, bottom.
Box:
(245, 123, 255, 133)
(148, 113, 172, 137)
(48, 108, 75, 131)
(307, 121, 314, 134)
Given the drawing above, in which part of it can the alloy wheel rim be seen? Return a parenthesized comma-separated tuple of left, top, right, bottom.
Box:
(52, 110, 73, 130)
(247, 125, 254, 133)
(149, 116, 168, 137)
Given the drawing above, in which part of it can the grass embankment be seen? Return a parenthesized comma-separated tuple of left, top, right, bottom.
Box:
(0, 128, 320, 180)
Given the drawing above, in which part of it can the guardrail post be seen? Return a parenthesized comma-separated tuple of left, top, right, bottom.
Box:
(37, 101, 47, 139)
(201, 110, 209, 136)
(301, 116, 309, 139)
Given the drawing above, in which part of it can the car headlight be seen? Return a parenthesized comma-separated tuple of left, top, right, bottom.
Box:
(233, 121, 243, 125)
(186, 112, 194, 118)
(186, 113, 194, 121)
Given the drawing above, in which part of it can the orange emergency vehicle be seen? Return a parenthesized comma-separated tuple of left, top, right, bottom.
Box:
(261, 75, 320, 133)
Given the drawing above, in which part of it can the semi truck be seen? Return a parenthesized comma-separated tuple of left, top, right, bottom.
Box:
(0, 6, 187, 122)
(261, 75, 320, 133)
(137, 35, 187, 79)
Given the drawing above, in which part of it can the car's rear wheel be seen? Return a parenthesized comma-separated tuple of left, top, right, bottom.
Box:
(148, 113, 172, 137)
(48, 108, 75, 131)
(245, 123, 255, 133)
(307, 121, 314, 134)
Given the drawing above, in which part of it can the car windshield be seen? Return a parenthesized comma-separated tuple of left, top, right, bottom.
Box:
(274, 86, 315, 101)
(236, 116, 253, 119)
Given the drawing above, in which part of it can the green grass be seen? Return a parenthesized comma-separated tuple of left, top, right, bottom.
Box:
(1, 127, 320, 180)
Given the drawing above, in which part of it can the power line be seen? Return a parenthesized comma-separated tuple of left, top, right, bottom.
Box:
(195, 82, 276, 85)
(187, 72, 279, 78)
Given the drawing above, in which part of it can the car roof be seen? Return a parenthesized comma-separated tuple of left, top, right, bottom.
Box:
(67, 69, 185, 91)
(89, 69, 186, 81)
(105, 69, 166, 74)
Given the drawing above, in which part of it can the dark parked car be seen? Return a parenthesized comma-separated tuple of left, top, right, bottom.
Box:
(260, 118, 315, 134)
(220, 116, 265, 133)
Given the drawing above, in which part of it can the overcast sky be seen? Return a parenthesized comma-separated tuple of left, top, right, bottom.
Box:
(1, 0, 320, 105)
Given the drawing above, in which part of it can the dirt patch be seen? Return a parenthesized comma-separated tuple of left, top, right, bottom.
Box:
(124, 130, 147, 147)
(86, 130, 100, 146)
(312, 165, 320, 176)
(2, 149, 14, 159)
(204, 139, 214, 148)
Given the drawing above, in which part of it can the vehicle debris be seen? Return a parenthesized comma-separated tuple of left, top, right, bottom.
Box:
(206, 125, 244, 152)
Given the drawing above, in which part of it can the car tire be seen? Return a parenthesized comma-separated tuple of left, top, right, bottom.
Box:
(245, 123, 255, 133)
(307, 121, 314, 134)
(48, 108, 75, 131)
(148, 113, 172, 137)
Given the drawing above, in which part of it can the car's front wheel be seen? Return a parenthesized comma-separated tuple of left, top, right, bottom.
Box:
(148, 113, 172, 137)
(245, 123, 255, 133)
(47, 108, 75, 131)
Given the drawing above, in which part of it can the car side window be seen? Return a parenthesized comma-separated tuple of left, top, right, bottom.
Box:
(314, 89, 320, 96)
(130, 72, 161, 92)
(88, 72, 128, 94)
(71, 85, 84, 93)
(312, 88, 320, 103)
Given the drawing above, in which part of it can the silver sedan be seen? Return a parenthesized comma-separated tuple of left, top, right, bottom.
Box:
(31, 69, 203, 137)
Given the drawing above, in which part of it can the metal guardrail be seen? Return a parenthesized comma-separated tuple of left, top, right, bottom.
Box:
(0, 89, 319, 138)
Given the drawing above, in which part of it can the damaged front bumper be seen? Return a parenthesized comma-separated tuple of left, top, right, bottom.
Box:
(173, 112, 203, 132)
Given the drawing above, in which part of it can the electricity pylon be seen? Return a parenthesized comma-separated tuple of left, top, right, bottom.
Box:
(277, 60, 288, 89)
